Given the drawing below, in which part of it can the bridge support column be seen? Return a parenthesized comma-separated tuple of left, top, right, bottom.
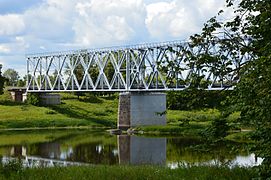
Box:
(40, 93, 61, 105)
(118, 92, 166, 130)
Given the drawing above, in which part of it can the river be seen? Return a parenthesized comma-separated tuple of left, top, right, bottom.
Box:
(0, 129, 262, 168)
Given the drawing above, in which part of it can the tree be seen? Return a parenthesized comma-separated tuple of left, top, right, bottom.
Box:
(17, 79, 25, 87)
(3, 68, 19, 86)
(228, 1, 271, 177)
(0, 64, 5, 94)
(188, 0, 271, 177)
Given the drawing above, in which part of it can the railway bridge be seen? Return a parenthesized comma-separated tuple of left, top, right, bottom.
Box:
(26, 39, 252, 129)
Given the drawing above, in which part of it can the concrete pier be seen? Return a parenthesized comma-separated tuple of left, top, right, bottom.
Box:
(118, 92, 166, 129)
(40, 94, 61, 105)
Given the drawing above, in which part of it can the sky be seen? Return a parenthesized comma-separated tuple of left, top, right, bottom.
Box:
(0, 0, 227, 77)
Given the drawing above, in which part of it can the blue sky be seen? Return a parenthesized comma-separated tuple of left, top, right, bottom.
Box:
(0, 0, 226, 76)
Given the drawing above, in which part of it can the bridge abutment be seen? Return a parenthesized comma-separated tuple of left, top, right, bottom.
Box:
(118, 92, 166, 130)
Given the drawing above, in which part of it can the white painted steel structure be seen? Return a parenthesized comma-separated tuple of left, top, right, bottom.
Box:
(26, 40, 252, 92)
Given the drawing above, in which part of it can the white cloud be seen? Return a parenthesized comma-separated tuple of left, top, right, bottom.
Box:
(146, 0, 225, 40)
(0, 14, 25, 36)
(0, 36, 29, 77)
(72, 0, 148, 47)
(0, 45, 10, 53)
(22, 0, 75, 42)
(0, 36, 28, 54)
(39, 46, 46, 50)
(0, 0, 227, 76)
(197, 0, 224, 15)
(0, 55, 26, 77)
(2, 0, 226, 51)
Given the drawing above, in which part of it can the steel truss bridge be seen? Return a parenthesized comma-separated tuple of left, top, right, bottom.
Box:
(26, 39, 252, 92)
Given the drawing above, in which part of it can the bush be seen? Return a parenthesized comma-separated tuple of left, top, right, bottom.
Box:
(201, 118, 230, 141)
(167, 89, 231, 110)
(26, 93, 41, 106)
(45, 110, 57, 115)
(0, 160, 23, 178)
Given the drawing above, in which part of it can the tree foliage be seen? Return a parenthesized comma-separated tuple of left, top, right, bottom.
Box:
(3, 68, 19, 86)
(0, 77, 4, 95)
(189, 0, 271, 177)
(167, 90, 230, 110)
(0, 64, 5, 94)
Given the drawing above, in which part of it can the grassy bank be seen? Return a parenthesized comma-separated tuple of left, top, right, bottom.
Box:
(0, 163, 257, 180)
(0, 90, 249, 140)
(134, 109, 249, 141)
(0, 91, 118, 129)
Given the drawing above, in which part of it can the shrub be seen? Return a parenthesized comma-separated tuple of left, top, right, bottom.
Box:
(201, 118, 230, 141)
(0, 160, 23, 178)
(45, 110, 57, 115)
(167, 89, 231, 110)
(26, 93, 41, 106)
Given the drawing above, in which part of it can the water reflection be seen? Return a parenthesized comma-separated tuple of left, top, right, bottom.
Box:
(67, 142, 118, 164)
(0, 130, 263, 168)
(118, 135, 166, 165)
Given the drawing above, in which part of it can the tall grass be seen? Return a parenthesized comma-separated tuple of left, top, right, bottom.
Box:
(0, 162, 257, 180)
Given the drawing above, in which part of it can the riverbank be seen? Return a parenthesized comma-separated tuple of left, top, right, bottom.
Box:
(0, 163, 256, 180)
(0, 90, 251, 141)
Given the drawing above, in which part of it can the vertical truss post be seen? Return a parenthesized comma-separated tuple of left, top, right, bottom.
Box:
(45, 57, 48, 90)
(39, 59, 42, 90)
(126, 50, 130, 91)
(26, 58, 29, 89)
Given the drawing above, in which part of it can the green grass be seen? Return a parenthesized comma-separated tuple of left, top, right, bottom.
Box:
(0, 129, 112, 146)
(0, 130, 68, 146)
(0, 90, 245, 138)
(134, 123, 205, 136)
(0, 92, 118, 129)
(0, 164, 257, 180)
(167, 109, 221, 123)
(0, 90, 219, 131)
(136, 108, 246, 137)
(135, 109, 224, 136)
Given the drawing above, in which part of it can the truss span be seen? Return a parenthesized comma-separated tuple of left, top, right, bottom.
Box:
(26, 40, 252, 92)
